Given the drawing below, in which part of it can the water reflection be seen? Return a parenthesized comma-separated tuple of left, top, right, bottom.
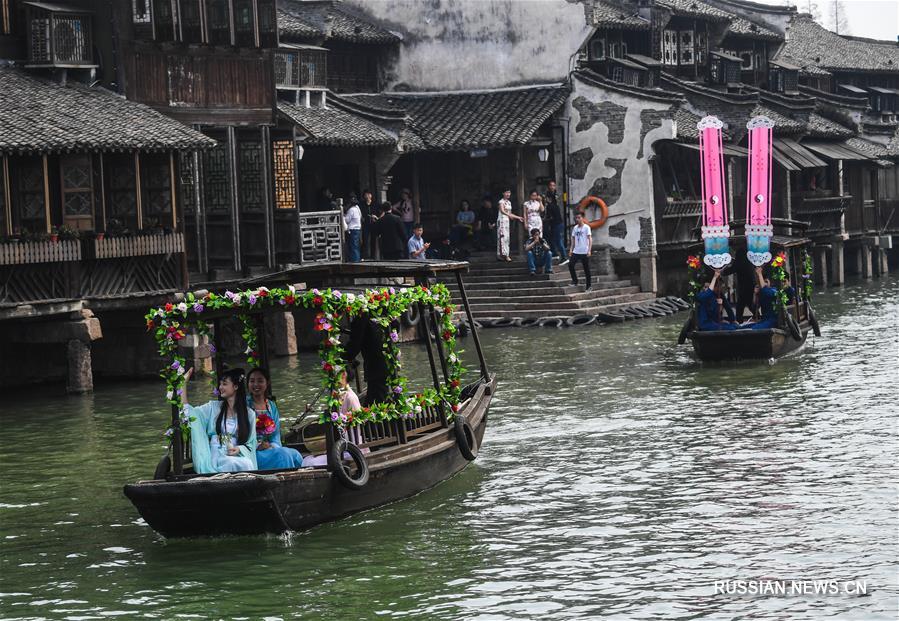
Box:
(0, 277, 896, 620)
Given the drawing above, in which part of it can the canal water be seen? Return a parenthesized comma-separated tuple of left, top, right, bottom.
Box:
(1, 276, 896, 620)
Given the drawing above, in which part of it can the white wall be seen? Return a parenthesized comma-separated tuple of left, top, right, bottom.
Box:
(345, 0, 593, 90)
(566, 76, 676, 254)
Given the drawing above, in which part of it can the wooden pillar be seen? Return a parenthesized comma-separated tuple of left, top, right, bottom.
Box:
(831, 239, 845, 284)
(813, 246, 828, 287)
(193, 150, 208, 275)
(411, 154, 421, 224)
(97, 153, 107, 232)
(1, 156, 10, 235)
(134, 152, 143, 230)
(261, 125, 275, 268)
(514, 147, 526, 254)
(169, 152, 178, 230)
(860, 244, 873, 279)
(42, 154, 51, 233)
(227, 126, 241, 272)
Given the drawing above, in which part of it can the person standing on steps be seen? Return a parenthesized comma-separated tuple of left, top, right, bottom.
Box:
(496, 189, 524, 262)
(543, 180, 568, 266)
(373, 201, 408, 260)
(393, 188, 416, 241)
(522, 189, 544, 236)
(569, 212, 593, 292)
(343, 193, 362, 263)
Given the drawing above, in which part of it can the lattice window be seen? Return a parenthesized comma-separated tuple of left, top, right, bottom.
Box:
(206, 0, 232, 45)
(152, 0, 176, 41)
(29, 18, 50, 62)
(133, 0, 152, 23)
(141, 155, 172, 227)
(180, 0, 204, 43)
(61, 156, 94, 228)
(233, 0, 255, 47)
(16, 161, 45, 228)
(679, 30, 693, 65)
(589, 37, 605, 60)
(274, 51, 293, 86)
(203, 144, 231, 213)
(612, 66, 624, 82)
(257, 0, 277, 47)
(107, 157, 138, 231)
(662, 30, 677, 66)
(273, 140, 296, 210)
(696, 31, 707, 66)
(298, 211, 343, 263)
(179, 152, 197, 214)
(238, 141, 264, 211)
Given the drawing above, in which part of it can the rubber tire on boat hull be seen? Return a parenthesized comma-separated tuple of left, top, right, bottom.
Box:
(537, 317, 564, 328)
(785, 312, 802, 341)
(514, 317, 540, 327)
(491, 317, 518, 329)
(622, 307, 646, 319)
(401, 305, 421, 327)
(653, 299, 679, 313)
(329, 440, 370, 490)
(667, 296, 691, 310)
(477, 318, 497, 329)
(677, 316, 693, 345)
(597, 311, 627, 323)
(565, 314, 596, 327)
(153, 455, 171, 480)
(454, 414, 478, 461)
(644, 305, 668, 317)
(808, 306, 821, 337)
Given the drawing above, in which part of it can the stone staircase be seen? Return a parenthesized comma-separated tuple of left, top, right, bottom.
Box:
(440, 250, 656, 320)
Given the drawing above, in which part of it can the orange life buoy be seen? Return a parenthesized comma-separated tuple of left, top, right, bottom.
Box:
(576, 196, 609, 230)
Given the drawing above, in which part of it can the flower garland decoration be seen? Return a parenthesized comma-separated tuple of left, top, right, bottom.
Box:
(770, 251, 789, 308)
(800, 249, 813, 301)
(145, 283, 465, 431)
(685, 254, 704, 303)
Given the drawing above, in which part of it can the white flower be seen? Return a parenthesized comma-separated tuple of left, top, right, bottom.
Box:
(288, 284, 296, 294)
(176, 366, 185, 376)
(245, 347, 253, 355)
(176, 302, 188, 313)
(345, 293, 356, 303)
(166, 390, 173, 400)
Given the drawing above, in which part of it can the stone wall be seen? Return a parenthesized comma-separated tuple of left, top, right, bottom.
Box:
(565, 76, 675, 256)
(345, 0, 592, 90)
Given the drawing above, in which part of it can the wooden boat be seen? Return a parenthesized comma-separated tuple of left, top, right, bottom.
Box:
(124, 261, 496, 538)
(679, 223, 821, 361)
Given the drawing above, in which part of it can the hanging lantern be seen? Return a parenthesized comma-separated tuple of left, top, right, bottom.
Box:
(697, 116, 732, 268)
(745, 116, 774, 266)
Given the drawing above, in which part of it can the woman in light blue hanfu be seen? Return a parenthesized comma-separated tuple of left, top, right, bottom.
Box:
(182, 367, 257, 474)
(246, 367, 304, 470)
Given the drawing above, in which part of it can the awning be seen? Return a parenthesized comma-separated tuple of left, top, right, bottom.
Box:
(772, 137, 827, 170)
(802, 140, 876, 161)
(674, 142, 748, 158)
(838, 84, 867, 95)
(868, 87, 895, 95)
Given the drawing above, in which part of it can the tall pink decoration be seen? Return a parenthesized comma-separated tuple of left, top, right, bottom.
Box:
(697, 116, 732, 268)
(745, 116, 774, 266)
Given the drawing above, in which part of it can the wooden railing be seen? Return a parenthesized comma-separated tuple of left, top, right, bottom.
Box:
(91, 233, 185, 259)
(0, 240, 82, 266)
(793, 194, 848, 237)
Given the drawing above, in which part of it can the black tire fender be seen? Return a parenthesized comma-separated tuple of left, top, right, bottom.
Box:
(455, 321, 470, 337)
(153, 454, 171, 480)
(514, 317, 540, 328)
(596, 311, 626, 323)
(454, 414, 478, 461)
(537, 317, 564, 328)
(644, 305, 669, 317)
(477, 318, 497, 329)
(785, 312, 802, 341)
(654, 299, 679, 312)
(677, 315, 693, 345)
(565, 314, 596, 327)
(808, 304, 821, 337)
(667, 297, 691, 310)
(490, 317, 518, 329)
(329, 439, 370, 490)
(622, 307, 646, 319)
(401, 305, 421, 327)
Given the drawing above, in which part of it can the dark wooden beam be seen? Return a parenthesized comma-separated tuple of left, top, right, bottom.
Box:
(227, 126, 241, 272)
(261, 125, 275, 268)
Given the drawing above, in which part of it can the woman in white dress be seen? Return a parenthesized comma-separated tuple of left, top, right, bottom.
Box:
(523, 189, 544, 236)
(181, 367, 257, 473)
(496, 189, 524, 262)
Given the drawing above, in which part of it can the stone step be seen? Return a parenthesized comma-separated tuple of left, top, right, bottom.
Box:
(447, 271, 620, 284)
(466, 291, 654, 314)
(446, 279, 635, 296)
(451, 285, 641, 305)
(467, 295, 660, 320)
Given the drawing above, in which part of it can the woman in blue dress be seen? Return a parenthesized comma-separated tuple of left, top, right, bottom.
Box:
(181, 367, 257, 474)
(247, 367, 304, 470)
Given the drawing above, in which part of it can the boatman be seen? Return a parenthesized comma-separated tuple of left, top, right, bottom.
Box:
(697, 269, 737, 331)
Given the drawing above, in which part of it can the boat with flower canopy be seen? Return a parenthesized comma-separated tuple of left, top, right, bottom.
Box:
(124, 260, 496, 538)
(677, 220, 821, 361)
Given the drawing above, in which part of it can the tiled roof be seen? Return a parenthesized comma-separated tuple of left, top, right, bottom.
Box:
(845, 136, 898, 160)
(0, 66, 215, 155)
(345, 85, 570, 151)
(806, 113, 854, 139)
(278, 1, 400, 44)
(776, 14, 899, 74)
(656, 0, 732, 21)
(591, 1, 649, 30)
(726, 15, 781, 41)
(278, 101, 396, 147)
(752, 104, 804, 134)
(673, 107, 733, 141)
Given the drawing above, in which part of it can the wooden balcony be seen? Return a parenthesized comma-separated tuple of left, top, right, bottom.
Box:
(90, 233, 184, 259)
(792, 194, 848, 238)
(0, 240, 81, 266)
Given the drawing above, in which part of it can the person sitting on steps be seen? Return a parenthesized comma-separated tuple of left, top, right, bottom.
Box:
(524, 228, 553, 276)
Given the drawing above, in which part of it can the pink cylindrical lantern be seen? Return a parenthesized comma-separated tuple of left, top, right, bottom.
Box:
(745, 116, 775, 266)
(697, 116, 732, 268)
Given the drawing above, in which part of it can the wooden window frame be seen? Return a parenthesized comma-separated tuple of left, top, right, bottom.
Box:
(59, 154, 96, 231)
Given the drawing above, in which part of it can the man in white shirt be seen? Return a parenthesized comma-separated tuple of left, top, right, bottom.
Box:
(407, 223, 430, 261)
(343, 195, 363, 262)
(569, 212, 593, 291)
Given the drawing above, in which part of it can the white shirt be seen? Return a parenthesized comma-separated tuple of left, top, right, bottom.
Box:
(344, 205, 362, 230)
(571, 223, 592, 255)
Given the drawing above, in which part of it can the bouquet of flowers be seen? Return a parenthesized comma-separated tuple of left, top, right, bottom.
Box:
(256, 413, 276, 443)
(686, 254, 704, 303)
(218, 432, 233, 454)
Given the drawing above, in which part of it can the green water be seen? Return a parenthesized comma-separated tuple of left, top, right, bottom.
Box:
(1, 277, 897, 620)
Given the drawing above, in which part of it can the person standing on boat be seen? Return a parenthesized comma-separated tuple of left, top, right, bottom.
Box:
(568, 212, 593, 292)
(497, 189, 524, 262)
(181, 367, 257, 473)
(697, 270, 737, 331)
(247, 368, 304, 470)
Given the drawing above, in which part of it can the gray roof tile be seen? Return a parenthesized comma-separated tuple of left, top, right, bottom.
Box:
(278, 1, 400, 44)
(776, 14, 899, 74)
(279, 100, 396, 147)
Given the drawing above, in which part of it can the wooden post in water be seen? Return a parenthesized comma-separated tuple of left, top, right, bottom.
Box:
(455, 270, 489, 379)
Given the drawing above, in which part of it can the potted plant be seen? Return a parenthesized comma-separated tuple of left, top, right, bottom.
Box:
(95, 230, 105, 241)
(58, 224, 81, 241)
(49, 226, 59, 243)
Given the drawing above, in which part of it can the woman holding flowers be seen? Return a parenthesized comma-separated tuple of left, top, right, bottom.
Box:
(181, 367, 257, 473)
(247, 367, 304, 470)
